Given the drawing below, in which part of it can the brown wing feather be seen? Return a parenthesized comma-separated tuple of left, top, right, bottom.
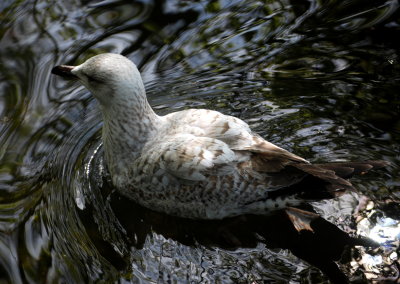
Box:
(247, 151, 388, 201)
(314, 160, 389, 178)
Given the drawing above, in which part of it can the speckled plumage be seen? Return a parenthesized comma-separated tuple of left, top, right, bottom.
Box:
(52, 53, 387, 220)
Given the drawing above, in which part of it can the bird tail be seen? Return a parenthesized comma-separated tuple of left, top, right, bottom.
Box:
(288, 160, 389, 200)
(314, 160, 389, 178)
(243, 160, 388, 215)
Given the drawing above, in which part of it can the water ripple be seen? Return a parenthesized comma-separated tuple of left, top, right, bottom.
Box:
(0, 0, 398, 283)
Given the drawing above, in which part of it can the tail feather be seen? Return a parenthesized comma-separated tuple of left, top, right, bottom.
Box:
(251, 160, 388, 211)
(314, 160, 389, 178)
(287, 160, 389, 200)
(290, 163, 354, 192)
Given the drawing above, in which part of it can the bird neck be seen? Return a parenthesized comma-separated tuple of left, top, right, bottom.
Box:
(101, 93, 160, 178)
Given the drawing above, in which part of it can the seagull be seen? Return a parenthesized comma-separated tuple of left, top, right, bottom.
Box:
(52, 53, 387, 228)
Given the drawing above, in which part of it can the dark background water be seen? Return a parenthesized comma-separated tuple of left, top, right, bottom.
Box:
(0, 0, 399, 283)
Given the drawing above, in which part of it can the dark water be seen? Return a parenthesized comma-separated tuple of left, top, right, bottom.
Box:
(0, 0, 399, 283)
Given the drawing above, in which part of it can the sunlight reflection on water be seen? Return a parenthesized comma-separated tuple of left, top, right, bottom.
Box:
(354, 201, 400, 281)
(358, 202, 400, 246)
(368, 218, 400, 245)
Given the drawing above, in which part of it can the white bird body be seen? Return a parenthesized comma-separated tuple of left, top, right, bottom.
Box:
(52, 53, 386, 220)
(113, 108, 307, 218)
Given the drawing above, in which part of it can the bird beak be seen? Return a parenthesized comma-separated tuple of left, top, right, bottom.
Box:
(51, 65, 78, 79)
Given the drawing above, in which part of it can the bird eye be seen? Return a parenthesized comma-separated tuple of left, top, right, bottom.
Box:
(84, 73, 102, 83)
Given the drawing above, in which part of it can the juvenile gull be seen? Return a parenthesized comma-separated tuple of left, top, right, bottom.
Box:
(52, 53, 387, 222)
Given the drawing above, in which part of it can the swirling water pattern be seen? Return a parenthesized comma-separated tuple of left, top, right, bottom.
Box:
(0, 0, 399, 283)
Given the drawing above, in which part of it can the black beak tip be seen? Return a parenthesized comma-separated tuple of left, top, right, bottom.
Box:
(51, 65, 77, 79)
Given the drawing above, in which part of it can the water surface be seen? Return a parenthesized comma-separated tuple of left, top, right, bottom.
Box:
(0, 0, 399, 283)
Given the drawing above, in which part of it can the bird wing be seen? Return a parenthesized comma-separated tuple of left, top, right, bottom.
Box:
(162, 109, 356, 193)
(140, 133, 239, 182)
(164, 109, 308, 172)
